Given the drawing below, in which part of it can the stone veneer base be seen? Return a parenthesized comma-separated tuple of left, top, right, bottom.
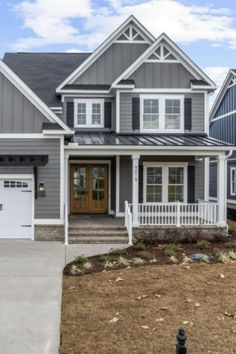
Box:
(34, 225, 64, 241)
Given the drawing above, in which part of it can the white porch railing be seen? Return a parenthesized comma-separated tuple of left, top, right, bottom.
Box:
(128, 202, 219, 227)
(125, 201, 133, 245)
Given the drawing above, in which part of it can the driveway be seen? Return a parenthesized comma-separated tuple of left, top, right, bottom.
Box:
(0, 241, 127, 354)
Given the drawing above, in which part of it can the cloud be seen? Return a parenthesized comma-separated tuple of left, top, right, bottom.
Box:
(204, 66, 230, 107)
(12, 0, 236, 51)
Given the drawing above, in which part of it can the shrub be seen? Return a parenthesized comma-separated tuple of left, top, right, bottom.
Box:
(164, 244, 182, 257)
(134, 242, 147, 251)
(138, 250, 153, 261)
(117, 256, 130, 267)
(228, 250, 236, 260)
(132, 257, 145, 265)
(197, 240, 210, 250)
(74, 255, 89, 265)
(202, 255, 210, 263)
(70, 264, 83, 276)
(217, 251, 230, 263)
(100, 255, 116, 263)
(170, 256, 178, 263)
(224, 242, 236, 250)
(110, 248, 126, 256)
(82, 261, 93, 270)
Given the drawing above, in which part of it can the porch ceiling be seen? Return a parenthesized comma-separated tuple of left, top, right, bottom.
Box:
(72, 132, 233, 148)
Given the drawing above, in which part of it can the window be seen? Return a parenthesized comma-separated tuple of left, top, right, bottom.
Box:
(4, 180, 28, 188)
(144, 163, 187, 203)
(140, 95, 183, 132)
(230, 167, 236, 196)
(74, 99, 104, 128)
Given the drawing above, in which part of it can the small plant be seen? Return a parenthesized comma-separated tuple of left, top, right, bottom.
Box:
(217, 251, 230, 263)
(164, 244, 182, 258)
(134, 242, 147, 251)
(202, 255, 210, 263)
(110, 248, 126, 256)
(132, 257, 145, 265)
(100, 255, 116, 263)
(117, 256, 130, 267)
(70, 264, 83, 276)
(74, 255, 89, 265)
(82, 261, 93, 270)
(225, 242, 236, 250)
(170, 255, 178, 263)
(197, 240, 210, 250)
(138, 250, 153, 261)
(228, 250, 236, 260)
(149, 257, 157, 263)
(182, 256, 193, 263)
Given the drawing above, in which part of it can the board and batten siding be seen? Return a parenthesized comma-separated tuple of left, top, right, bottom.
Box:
(119, 92, 205, 133)
(74, 43, 149, 85)
(119, 156, 205, 212)
(128, 63, 195, 89)
(0, 72, 48, 133)
(214, 84, 236, 119)
(210, 114, 236, 145)
(0, 139, 61, 219)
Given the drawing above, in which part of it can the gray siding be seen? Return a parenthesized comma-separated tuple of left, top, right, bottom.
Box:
(0, 72, 48, 133)
(129, 63, 194, 88)
(194, 160, 205, 201)
(120, 156, 132, 212)
(0, 139, 61, 219)
(74, 43, 148, 85)
(209, 162, 217, 198)
(120, 92, 205, 133)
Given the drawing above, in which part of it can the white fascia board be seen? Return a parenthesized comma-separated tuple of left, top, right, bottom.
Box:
(58, 90, 110, 94)
(209, 70, 235, 119)
(42, 130, 68, 135)
(111, 33, 217, 89)
(0, 60, 72, 134)
(56, 15, 155, 92)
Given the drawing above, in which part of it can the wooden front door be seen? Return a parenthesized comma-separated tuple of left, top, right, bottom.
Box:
(70, 164, 108, 214)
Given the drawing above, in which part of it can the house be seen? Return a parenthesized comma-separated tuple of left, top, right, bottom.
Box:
(0, 16, 233, 244)
(209, 69, 236, 217)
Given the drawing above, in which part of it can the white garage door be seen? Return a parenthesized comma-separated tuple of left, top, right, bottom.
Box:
(0, 178, 33, 239)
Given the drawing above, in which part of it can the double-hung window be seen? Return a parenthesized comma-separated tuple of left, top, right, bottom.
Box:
(74, 99, 104, 128)
(140, 95, 183, 132)
(230, 167, 236, 196)
(144, 163, 187, 203)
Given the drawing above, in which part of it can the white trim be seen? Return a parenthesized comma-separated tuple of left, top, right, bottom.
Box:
(116, 91, 120, 133)
(112, 33, 216, 89)
(74, 98, 104, 128)
(210, 109, 236, 123)
(210, 196, 236, 205)
(132, 154, 140, 226)
(204, 92, 209, 134)
(56, 16, 155, 92)
(0, 174, 34, 240)
(0, 60, 71, 134)
(204, 157, 209, 201)
(143, 162, 188, 203)
(116, 156, 120, 215)
(210, 70, 236, 119)
(140, 94, 184, 133)
(42, 130, 67, 135)
(60, 137, 64, 220)
(34, 219, 64, 225)
(132, 89, 205, 93)
(230, 167, 236, 196)
(0, 134, 63, 139)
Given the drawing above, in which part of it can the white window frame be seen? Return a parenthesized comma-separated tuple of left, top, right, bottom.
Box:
(230, 167, 236, 196)
(143, 162, 188, 203)
(140, 95, 184, 133)
(74, 98, 104, 128)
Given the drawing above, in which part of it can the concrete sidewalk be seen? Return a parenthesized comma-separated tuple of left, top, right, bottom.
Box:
(0, 241, 128, 354)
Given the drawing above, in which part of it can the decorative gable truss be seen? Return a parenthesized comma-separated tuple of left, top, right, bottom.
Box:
(115, 24, 149, 43)
(145, 43, 179, 62)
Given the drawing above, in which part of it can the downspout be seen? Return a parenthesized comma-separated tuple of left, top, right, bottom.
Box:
(225, 150, 233, 236)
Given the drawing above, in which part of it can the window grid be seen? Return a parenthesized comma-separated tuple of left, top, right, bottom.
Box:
(230, 167, 236, 196)
(74, 100, 104, 128)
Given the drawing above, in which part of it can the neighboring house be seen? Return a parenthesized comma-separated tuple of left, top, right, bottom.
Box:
(209, 70, 236, 217)
(0, 16, 233, 243)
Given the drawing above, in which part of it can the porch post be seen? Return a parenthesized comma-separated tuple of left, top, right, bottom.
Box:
(204, 157, 209, 201)
(64, 154, 69, 245)
(217, 154, 226, 226)
(132, 154, 140, 227)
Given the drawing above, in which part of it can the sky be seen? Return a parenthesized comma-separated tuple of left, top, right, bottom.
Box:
(1, 0, 236, 101)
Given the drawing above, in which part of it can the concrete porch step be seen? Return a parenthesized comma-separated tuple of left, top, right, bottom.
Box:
(68, 226, 129, 244)
(68, 229, 128, 237)
(69, 235, 128, 244)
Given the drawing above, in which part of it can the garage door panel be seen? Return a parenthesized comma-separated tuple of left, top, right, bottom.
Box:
(0, 178, 33, 239)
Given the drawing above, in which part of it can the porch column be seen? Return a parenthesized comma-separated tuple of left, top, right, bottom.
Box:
(217, 154, 226, 226)
(204, 157, 209, 201)
(132, 154, 140, 227)
(64, 154, 69, 245)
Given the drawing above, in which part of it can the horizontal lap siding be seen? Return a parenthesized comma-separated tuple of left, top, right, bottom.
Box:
(0, 139, 61, 219)
(119, 156, 132, 212)
(0, 72, 47, 133)
(120, 92, 204, 133)
(209, 163, 217, 198)
(194, 160, 204, 201)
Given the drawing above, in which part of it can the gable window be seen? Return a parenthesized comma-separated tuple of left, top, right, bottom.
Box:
(140, 95, 184, 133)
(74, 99, 104, 128)
(144, 163, 187, 203)
(230, 167, 236, 196)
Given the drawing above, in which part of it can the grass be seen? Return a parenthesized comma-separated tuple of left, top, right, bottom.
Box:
(61, 263, 236, 354)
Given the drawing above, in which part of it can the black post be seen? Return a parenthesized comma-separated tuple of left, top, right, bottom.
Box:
(176, 328, 187, 354)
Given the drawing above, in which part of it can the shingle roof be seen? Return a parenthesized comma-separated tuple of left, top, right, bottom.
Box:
(63, 84, 110, 90)
(3, 52, 91, 107)
(73, 132, 233, 147)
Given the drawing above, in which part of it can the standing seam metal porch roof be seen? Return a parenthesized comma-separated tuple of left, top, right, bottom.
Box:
(72, 133, 233, 147)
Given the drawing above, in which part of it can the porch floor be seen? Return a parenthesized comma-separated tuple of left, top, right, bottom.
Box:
(69, 215, 125, 229)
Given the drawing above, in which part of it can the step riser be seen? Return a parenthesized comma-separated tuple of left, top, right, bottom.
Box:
(69, 239, 128, 244)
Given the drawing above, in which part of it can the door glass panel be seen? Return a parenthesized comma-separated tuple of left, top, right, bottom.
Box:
(168, 167, 184, 202)
(92, 166, 105, 201)
(73, 167, 87, 200)
(146, 167, 162, 202)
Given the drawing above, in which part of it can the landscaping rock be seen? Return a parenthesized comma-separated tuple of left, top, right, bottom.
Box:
(189, 253, 207, 261)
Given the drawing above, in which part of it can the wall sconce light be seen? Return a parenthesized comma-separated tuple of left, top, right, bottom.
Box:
(38, 182, 46, 197)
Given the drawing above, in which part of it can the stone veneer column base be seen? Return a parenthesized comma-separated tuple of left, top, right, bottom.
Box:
(34, 225, 64, 241)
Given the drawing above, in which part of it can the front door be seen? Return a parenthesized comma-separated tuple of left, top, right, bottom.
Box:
(70, 164, 108, 214)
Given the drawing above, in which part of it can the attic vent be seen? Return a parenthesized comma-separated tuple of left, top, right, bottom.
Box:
(116, 25, 147, 43)
(146, 44, 178, 62)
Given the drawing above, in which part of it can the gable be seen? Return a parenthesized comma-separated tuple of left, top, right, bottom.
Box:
(0, 71, 48, 133)
(112, 35, 216, 90)
(56, 16, 155, 91)
(73, 42, 149, 85)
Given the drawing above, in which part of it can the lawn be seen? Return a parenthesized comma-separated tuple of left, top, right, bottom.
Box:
(60, 258, 236, 353)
